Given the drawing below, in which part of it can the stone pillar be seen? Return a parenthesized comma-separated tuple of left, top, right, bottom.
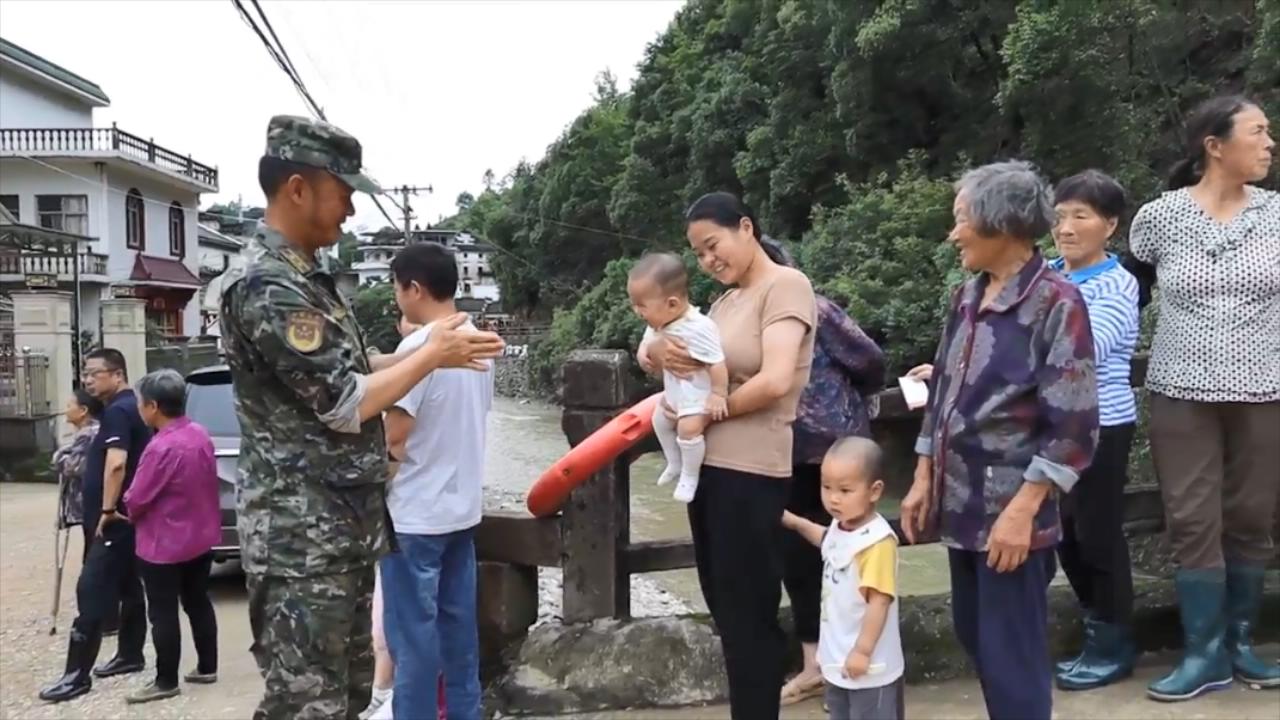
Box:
(11, 290, 74, 443)
(100, 297, 148, 381)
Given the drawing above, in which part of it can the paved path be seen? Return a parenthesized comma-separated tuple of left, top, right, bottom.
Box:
(0, 483, 258, 719)
(3, 482, 1278, 719)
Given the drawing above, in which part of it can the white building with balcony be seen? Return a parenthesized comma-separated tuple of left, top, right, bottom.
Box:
(0, 37, 218, 340)
(352, 226, 500, 301)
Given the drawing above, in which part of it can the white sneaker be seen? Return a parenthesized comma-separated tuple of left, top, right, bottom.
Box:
(657, 464, 681, 487)
(673, 475, 699, 503)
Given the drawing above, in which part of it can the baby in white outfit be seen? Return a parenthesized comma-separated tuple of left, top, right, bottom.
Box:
(629, 253, 727, 503)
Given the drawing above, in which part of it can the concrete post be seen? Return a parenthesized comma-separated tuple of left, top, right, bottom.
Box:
(100, 297, 148, 380)
(11, 290, 73, 443)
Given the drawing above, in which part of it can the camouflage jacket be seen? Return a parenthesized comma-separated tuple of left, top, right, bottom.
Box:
(219, 224, 388, 578)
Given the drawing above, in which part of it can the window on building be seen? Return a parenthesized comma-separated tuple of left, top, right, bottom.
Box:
(37, 195, 89, 236)
(147, 308, 180, 338)
(168, 201, 185, 258)
(0, 195, 18, 221)
(125, 189, 145, 249)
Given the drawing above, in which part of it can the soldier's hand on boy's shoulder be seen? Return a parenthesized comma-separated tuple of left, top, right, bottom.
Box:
(424, 313, 505, 370)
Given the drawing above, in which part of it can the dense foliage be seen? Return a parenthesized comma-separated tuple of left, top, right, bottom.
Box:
(441, 0, 1280, 387)
(351, 282, 401, 354)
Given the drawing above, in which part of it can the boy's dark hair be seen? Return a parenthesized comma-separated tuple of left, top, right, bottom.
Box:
(1053, 170, 1127, 220)
(258, 156, 327, 199)
(85, 347, 128, 381)
(391, 242, 458, 302)
(629, 252, 688, 296)
(825, 436, 883, 481)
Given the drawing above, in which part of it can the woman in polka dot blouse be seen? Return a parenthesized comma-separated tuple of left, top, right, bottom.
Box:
(1129, 94, 1279, 702)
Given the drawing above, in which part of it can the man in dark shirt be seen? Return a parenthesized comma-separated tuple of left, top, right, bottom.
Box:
(39, 348, 152, 703)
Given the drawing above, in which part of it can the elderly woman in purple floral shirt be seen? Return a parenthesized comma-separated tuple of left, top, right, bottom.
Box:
(779, 293, 885, 705)
(900, 161, 1099, 720)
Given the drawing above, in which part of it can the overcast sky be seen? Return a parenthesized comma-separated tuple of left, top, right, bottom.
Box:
(0, 0, 683, 232)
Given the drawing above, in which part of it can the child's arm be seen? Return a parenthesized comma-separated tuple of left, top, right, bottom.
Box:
(844, 538, 898, 677)
(845, 589, 892, 677)
(705, 361, 730, 420)
(781, 510, 826, 548)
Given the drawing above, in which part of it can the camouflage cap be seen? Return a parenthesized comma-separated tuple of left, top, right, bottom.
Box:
(264, 115, 381, 195)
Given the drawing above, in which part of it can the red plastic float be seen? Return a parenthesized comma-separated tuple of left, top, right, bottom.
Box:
(526, 392, 663, 518)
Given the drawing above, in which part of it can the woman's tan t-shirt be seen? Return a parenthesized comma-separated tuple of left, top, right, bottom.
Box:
(704, 265, 816, 478)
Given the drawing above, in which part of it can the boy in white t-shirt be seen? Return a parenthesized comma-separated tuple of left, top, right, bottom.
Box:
(783, 437, 904, 720)
(629, 253, 727, 503)
(378, 243, 494, 720)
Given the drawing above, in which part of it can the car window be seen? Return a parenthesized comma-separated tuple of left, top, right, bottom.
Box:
(185, 379, 240, 437)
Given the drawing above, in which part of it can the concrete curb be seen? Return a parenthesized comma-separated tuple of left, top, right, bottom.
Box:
(491, 574, 1280, 716)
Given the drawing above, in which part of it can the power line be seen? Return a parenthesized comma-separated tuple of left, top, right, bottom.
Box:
(232, 0, 324, 120)
(248, 0, 312, 113)
(230, 0, 400, 232)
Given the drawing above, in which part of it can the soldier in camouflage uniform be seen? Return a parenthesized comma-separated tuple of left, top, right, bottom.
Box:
(220, 115, 503, 720)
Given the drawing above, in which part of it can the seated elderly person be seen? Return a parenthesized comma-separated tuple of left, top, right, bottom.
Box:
(901, 161, 1100, 720)
(122, 369, 221, 704)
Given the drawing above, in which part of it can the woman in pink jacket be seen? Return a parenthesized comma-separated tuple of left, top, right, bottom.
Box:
(123, 368, 221, 704)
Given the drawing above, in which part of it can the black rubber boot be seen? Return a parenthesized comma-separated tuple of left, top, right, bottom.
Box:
(38, 630, 101, 703)
(93, 654, 144, 678)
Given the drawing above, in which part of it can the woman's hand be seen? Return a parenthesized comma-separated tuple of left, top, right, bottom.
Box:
(985, 481, 1050, 573)
(637, 341, 656, 375)
(906, 364, 934, 382)
(900, 456, 933, 544)
(986, 506, 1033, 573)
(661, 337, 700, 379)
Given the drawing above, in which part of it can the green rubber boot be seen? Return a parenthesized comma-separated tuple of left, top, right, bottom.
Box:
(1147, 569, 1234, 702)
(1054, 614, 1093, 676)
(1224, 562, 1280, 688)
(1057, 618, 1137, 690)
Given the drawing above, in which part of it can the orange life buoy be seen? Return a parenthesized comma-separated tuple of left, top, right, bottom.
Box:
(526, 392, 663, 517)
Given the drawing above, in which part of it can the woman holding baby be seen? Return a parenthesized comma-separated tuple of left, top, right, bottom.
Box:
(641, 191, 816, 720)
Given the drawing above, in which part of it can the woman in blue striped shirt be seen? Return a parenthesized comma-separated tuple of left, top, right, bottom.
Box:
(1048, 170, 1141, 692)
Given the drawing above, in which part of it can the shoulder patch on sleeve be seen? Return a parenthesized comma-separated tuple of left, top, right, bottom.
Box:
(285, 310, 325, 354)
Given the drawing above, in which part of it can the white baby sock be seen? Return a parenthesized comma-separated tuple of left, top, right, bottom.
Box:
(673, 436, 705, 503)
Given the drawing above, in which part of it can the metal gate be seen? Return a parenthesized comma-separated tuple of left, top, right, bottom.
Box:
(0, 296, 51, 419)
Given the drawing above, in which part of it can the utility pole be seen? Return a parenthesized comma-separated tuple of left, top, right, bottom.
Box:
(392, 185, 433, 243)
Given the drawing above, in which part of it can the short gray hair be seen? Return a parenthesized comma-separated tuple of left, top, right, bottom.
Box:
(954, 160, 1054, 241)
(136, 368, 187, 418)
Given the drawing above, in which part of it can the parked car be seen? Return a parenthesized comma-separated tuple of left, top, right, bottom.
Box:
(184, 365, 240, 562)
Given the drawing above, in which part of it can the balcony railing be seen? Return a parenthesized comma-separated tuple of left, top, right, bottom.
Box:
(0, 125, 218, 189)
(0, 251, 108, 278)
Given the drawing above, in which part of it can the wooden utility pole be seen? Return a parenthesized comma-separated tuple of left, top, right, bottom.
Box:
(392, 185, 433, 243)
